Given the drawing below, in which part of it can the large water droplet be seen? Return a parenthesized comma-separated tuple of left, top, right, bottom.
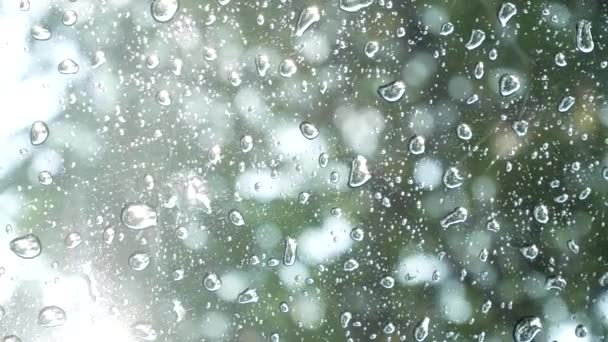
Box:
(279, 59, 297, 77)
(58, 59, 79, 74)
(378, 80, 406, 102)
(575, 19, 594, 53)
(464, 29, 486, 50)
(339, 0, 374, 12)
(203, 272, 222, 291)
(409, 135, 425, 155)
(343, 258, 359, 271)
(64, 232, 82, 249)
(520, 244, 538, 260)
(155, 90, 172, 106)
(414, 317, 430, 341)
(457, 123, 472, 140)
(340, 311, 352, 328)
(364, 41, 379, 58)
(283, 237, 297, 266)
(10, 234, 42, 259)
(121, 204, 157, 229)
(132, 322, 158, 341)
(62, 10, 78, 26)
(533, 204, 549, 224)
(348, 155, 371, 188)
(440, 207, 468, 228)
(513, 316, 542, 342)
(545, 275, 567, 291)
(129, 252, 151, 271)
(575, 324, 588, 338)
(237, 288, 259, 304)
(497, 2, 517, 27)
(499, 74, 521, 96)
(442, 167, 464, 189)
(439, 22, 454, 36)
(30, 121, 49, 146)
(151, 0, 179, 23)
(299, 121, 319, 140)
(295, 6, 320, 37)
(557, 95, 575, 113)
(31, 25, 51, 41)
(38, 306, 66, 327)
(228, 209, 245, 226)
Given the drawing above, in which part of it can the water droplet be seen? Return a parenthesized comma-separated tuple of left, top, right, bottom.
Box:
(350, 227, 365, 241)
(499, 74, 520, 96)
(457, 123, 472, 140)
(279, 59, 297, 77)
(340, 311, 352, 328)
(384, 323, 396, 334)
(92, 50, 106, 69)
(319, 153, 329, 167)
(567, 240, 579, 254)
(339, 0, 374, 12)
(121, 204, 157, 230)
(558, 95, 575, 113)
(62, 10, 78, 26)
(129, 252, 151, 271)
(31, 25, 51, 41)
(10, 234, 42, 259)
(240, 135, 253, 152)
(279, 302, 290, 312)
(513, 316, 542, 342)
(156, 90, 172, 106)
(545, 275, 567, 291)
(151, 0, 179, 23)
(414, 317, 430, 341)
(439, 22, 454, 36)
(474, 61, 485, 79)
(38, 171, 53, 185)
(520, 244, 538, 260)
(299, 121, 319, 140)
(38, 306, 66, 327)
(203, 272, 222, 291)
(348, 155, 371, 188)
(481, 300, 492, 314)
(283, 237, 297, 266)
(364, 41, 379, 58)
(58, 59, 79, 74)
(377, 80, 406, 102)
(203, 47, 217, 61)
(228, 71, 241, 86)
(533, 204, 549, 224)
(237, 288, 259, 304)
(442, 167, 464, 189)
(143, 174, 155, 190)
(464, 29, 486, 50)
(255, 54, 270, 77)
(344, 258, 359, 271)
(228, 209, 245, 226)
(512, 120, 528, 136)
(576, 19, 594, 53)
(575, 324, 587, 338)
(145, 55, 160, 69)
(380, 276, 395, 289)
(19, 0, 30, 11)
(171, 58, 183, 76)
(408, 135, 425, 155)
(132, 322, 158, 341)
(555, 52, 567, 67)
(30, 121, 49, 146)
(440, 207, 468, 228)
(103, 226, 116, 245)
(295, 6, 320, 37)
(497, 2, 517, 27)
(486, 219, 500, 232)
(64, 232, 82, 249)
(270, 333, 280, 342)
(3, 336, 21, 342)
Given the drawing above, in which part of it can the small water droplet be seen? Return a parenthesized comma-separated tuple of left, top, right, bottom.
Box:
(377, 80, 406, 102)
(203, 47, 217, 61)
(10, 234, 42, 259)
(364, 41, 379, 58)
(203, 272, 222, 291)
(440, 207, 468, 228)
(414, 317, 430, 341)
(533, 204, 549, 224)
(62, 10, 78, 26)
(156, 90, 172, 106)
(512, 120, 529, 136)
(19, 0, 30, 11)
(545, 275, 567, 291)
(481, 300, 492, 314)
(520, 244, 538, 260)
(279, 59, 297, 77)
(121, 204, 157, 230)
(64, 232, 82, 249)
(499, 74, 521, 96)
(38, 171, 53, 185)
(237, 288, 259, 304)
(343, 258, 359, 271)
(38, 306, 66, 327)
(228, 209, 245, 226)
(575, 324, 587, 338)
(439, 22, 454, 36)
(350, 227, 365, 241)
(58, 59, 79, 74)
(497, 2, 517, 27)
(129, 252, 151, 271)
(299, 121, 319, 140)
(408, 135, 425, 155)
(457, 123, 472, 140)
(340, 311, 352, 328)
(103, 226, 116, 245)
(474, 61, 484, 79)
(151, 0, 179, 23)
(380, 276, 395, 289)
(554, 52, 567, 67)
(283, 237, 297, 266)
(31, 25, 51, 41)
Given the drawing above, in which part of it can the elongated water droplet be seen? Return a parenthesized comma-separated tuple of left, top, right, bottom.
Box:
(255, 54, 270, 77)
(58, 59, 79, 74)
(129, 252, 151, 271)
(414, 317, 430, 341)
(38, 306, 66, 327)
(348, 155, 371, 188)
(364, 41, 379, 58)
(481, 300, 492, 314)
(30, 121, 49, 146)
(409, 135, 425, 154)
(299, 121, 319, 140)
(339, 0, 374, 12)
(151, 0, 179, 23)
(497, 2, 517, 27)
(62, 10, 78, 26)
(575, 324, 588, 338)
(533, 204, 549, 224)
(378, 80, 406, 102)
(237, 288, 259, 304)
(474, 61, 484, 79)
(10, 234, 42, 259)
(283, 237, 297, 266)
(440, 207, 468, 228)
(513, 316, 542, 342)
(203, 47, 217, 61)
(499, 74, 520, 96)
(512, 120, 528, 136)
(465, 29, 486, 50)
(576, 20, 594, 53)
(121, 204, 157, 229)
(558, 95, 575, 113)
(203, 272, 222, 291)
(340, 311, 352, 328)
(228, 209, 245, 226)
(132, 322, 158, 341)
(31, 25, 51, 41)
(442, 167, 464, 189)
(295, 6, 320, 37)
(486, 218, 500, 232)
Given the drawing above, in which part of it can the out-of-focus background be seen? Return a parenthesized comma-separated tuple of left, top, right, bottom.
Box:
(0, 0, 607, 340)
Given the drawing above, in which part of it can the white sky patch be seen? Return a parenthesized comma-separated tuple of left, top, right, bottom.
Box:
(298, 216, 352, 264)
(334, 106, 385, 156)
(395, 253, 450, 286)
